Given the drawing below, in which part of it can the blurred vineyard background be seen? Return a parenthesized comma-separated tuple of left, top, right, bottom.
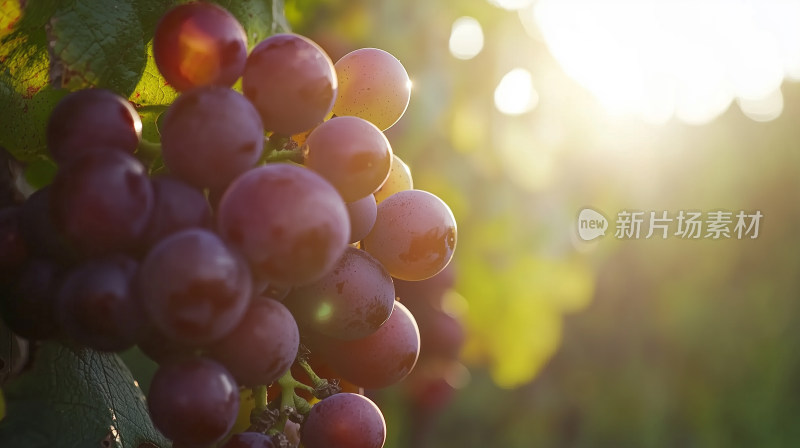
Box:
(289, 0, 800, 447)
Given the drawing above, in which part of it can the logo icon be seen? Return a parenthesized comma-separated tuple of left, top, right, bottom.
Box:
(577, 208, 608, 241)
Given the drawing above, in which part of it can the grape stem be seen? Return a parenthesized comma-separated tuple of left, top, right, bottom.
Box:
(260, 134, 305, 164)
(268, 368, 313, 435)
(298, 358, 341, 399)
(261, 146, 305, 164)
(253, 385, 268, 412)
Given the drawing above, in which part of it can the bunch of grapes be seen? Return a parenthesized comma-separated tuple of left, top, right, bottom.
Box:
(0, 2, 457, 448)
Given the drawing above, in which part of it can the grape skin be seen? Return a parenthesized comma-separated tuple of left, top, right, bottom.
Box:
(138, 228, 252, 345)
(153, 2, 248, 91)
(46, 89, 141, 165)
(286, 246, 395, 340)
(314, 301, 420, 389)
(301, 393, 386, 448)
(332, 48, 411, 131)
(51, 150, 154, 256)
(160, 86, 264, 191)
(19, 187, 79, 265)
(148, 357, 240, 446)
(208, 298, 299, 387)
(57, 255, 145, 352)
(0, 259, 62, 341)
(363, 190, 456, 281)
(346, 195, 378, 244)
(217, 164, 349, 286)
(144, 176, 213, 248)
(373, 154, 413, 204)
(243, 33, 337, 135)
(0, 206, 27, 272)
(222, 432, 278, 448)
(305, 116, 393, 202)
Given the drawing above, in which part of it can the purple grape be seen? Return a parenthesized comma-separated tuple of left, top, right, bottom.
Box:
(208, 298, 299, 387)
(56, 255, 145, 352)
(46, 89, 141, 165)
(243, 34, 337, 135)
(393, 262, 455, 309)
(153, 2, 248, 91)
(314, 301, 420, 389)
(160, 86, 264, 191)
(346, 195, 377, 244)
(138, 229, 252, 345)
(301, 393, 386, 448)
(222, 432, 278, 448)
(51, 150, 154, 256)
(362, 190, 456, 281)
(305, 116, 393, 202)
(0, 206, 27, 273)
(137, 325, 195, 365)
(144, 176, 213, 247)
(286, 247, 394, 340)
(19, 186, 79, 265)
(217, 164, 349, 286)
(0, 259, 62, 340)
(148, 357, 239, 446)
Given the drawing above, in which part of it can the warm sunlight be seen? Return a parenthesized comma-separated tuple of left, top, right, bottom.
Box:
(494, 68, 538, 115)
(532, 0, 800, 124)
(449, 16, 484, 60)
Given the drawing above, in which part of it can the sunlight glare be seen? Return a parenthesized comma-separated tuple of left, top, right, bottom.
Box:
(494, 68, 539, 115)
(738, 88, 784, 122)
(533, 0, 800, 124)
(488, 0, 536, 11)
(449, 17, 484, 60)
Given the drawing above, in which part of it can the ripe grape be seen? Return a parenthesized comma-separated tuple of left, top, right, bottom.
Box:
(393, 262, 455, 308)
(305, 116, 393, 202)
(314, 301, 420, 389)
(138, 229, 252, 345)
(373, 154, 413, 204)
(0, 206, 27, 272)
(363, 190, 456, 281)
(56, 255, 145, 352)
(217, 164, 349, 286)
(51, 150, 154, 256)
(160, 86, 264, 190)
(414, 307, 465, 360)
(222, 432, 278, 448)
(148, 357, 239, 446)
(242, 33, 337, 135)
(207, 298, 299, 387)
(19, 187, 79, 265)
(287, 246, 394, 340)
(0, 259, 62, 340)
(346, 195, 377, 244)
(153, 2, 248, 91)
(301, 393, 386, 448)
(144, 176, 213, 247)
(46, 89, 142, 165)
(332, 48, 411, 131)
(137, 325, 195, 365)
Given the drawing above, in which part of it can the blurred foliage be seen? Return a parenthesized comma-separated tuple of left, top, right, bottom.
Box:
(290, 0, 800, 447)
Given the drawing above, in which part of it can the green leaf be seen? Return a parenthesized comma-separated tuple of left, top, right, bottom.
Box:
(0, 0, 286, 162)
(214, 0, 290, 49)
(0, 342, 169, 448)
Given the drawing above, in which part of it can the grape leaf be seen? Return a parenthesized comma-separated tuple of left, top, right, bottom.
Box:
(216, 0, 291, 49)
(0, 0, 287, 162)
(0, 342, 170, 448)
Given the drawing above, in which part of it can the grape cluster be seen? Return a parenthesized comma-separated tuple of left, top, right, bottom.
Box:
(0, 2, 457, 448)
